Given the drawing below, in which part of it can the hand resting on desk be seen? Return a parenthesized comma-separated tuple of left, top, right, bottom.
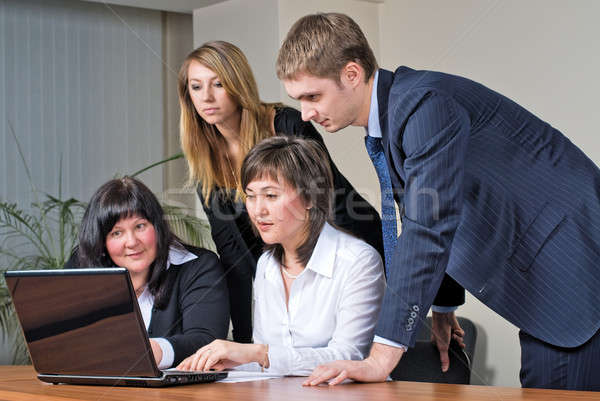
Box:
(303, 342, 404, 386)
(177, 339, 269, 372)
(304, 312, 466, 386)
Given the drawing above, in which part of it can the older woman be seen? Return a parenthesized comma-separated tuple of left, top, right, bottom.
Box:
(177, 136, 385, 376)
(177, 41, 383, 343)
(68, 176, 230, 368)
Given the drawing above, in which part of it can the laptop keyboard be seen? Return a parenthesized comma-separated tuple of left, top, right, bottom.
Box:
(164, 371, 226, 384)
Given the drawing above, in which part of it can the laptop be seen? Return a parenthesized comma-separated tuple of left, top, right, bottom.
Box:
(4, 268, 227, 387)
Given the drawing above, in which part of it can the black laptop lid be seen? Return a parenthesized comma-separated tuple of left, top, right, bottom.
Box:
(5, 268, 160, 377)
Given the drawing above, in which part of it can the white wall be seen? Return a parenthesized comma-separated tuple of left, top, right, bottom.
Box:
(193, 0, 281, 102)
(379, 0, 600, 387)
(379, 0, 600, 166)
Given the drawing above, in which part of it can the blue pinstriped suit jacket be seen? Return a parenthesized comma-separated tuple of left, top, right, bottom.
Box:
(374, 67, 600, 348)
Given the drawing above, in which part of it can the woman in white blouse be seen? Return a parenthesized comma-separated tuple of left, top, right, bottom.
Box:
(177, 136, 385, 376)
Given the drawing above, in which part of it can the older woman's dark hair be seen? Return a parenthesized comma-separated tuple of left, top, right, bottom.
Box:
(77, 176, 181, 307)
(241, 136, 334, 267)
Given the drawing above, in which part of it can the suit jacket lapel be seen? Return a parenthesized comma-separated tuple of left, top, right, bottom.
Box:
(377, 68, 393, 148)
(377, 69, 405, 192)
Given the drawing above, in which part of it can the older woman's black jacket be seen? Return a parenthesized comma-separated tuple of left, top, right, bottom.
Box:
(198, 106, 384, 343)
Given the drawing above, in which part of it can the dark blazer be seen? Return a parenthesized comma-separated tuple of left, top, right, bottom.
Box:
(198, 106, 384, 343)
(66, 246, 230, 366)
(147, 247, 229, 366)
(374, 67, 600, 348)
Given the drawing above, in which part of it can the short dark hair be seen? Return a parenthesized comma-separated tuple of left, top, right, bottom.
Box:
(77, 176, 181, 308)
(241, 136, 334, 267)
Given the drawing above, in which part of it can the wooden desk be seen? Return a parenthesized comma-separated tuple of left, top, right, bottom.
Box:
(0, 366, 597, 401)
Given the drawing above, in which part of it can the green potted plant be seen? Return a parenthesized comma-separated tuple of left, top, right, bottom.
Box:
(0, 122, 85, 364)
(0, 193, 84, 364)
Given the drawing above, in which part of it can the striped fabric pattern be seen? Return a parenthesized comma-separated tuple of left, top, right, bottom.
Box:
(374, 67, 600, 352)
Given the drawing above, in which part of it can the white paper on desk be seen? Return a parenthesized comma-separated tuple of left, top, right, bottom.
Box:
(218, 370, 284, 383)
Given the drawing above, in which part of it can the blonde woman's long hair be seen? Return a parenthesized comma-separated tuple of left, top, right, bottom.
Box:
(178, 41, 278, 202)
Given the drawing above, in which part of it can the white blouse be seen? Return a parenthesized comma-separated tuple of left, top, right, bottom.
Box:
(249, 222, 385, 376)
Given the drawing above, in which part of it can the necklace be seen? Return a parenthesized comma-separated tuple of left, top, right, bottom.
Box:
(224, 151, 239, 190)
(280, 264, 300, 279)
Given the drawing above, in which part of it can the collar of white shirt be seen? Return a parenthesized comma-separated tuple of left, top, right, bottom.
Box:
(166, 246, 197, 270)
(366, 69, 382, 139)
(138, 246, 197, 327)
(304, 222, 337, 278)
(139, 247, 197, 300)
(265, 222, 337, 279)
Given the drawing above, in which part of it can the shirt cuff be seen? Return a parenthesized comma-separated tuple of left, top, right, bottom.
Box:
(264, 344, 291, 375)
(152, 337, 175, 369)
(233, 362, 262, 372)
(373, 336, 408, 352)
(431, 305, 459, 313)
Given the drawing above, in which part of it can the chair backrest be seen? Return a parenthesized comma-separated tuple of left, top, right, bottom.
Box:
(390, 316, 477, 384)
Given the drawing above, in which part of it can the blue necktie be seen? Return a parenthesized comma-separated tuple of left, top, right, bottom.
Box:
(365, 135, 397, 274)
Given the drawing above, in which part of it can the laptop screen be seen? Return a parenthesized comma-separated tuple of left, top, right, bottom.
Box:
(5, 268, 160, 377)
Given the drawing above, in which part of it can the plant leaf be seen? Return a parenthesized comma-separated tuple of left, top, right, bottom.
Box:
(162, 204, 215, 251)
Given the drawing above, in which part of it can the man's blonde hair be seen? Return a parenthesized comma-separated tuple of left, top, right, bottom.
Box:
(277, 13, 377, 82)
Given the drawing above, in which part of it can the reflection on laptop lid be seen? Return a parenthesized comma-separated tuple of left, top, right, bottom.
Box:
(4, 268, 226, 387)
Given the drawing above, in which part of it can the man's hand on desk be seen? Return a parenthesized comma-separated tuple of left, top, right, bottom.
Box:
(302, 342, 404, 386)
(431, 311, 465, 372)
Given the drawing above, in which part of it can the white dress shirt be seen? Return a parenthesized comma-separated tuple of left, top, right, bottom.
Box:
(245, 223, 385, 376)
(137, 246, 197, 369)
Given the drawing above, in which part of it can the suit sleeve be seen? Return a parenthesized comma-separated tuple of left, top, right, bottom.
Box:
(197, 187, 255, 343)
(375, 91, 468, 346)
(275, 107, 384, 257)
(164, 250, 230, 365)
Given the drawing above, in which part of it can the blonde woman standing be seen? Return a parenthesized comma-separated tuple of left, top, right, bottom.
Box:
(177, 41, 383, 343)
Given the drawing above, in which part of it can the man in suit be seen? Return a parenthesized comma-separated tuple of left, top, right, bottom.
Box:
(276, 12, 600, 391)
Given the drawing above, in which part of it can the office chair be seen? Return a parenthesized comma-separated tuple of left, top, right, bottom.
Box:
(390, 316, 477, 384)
